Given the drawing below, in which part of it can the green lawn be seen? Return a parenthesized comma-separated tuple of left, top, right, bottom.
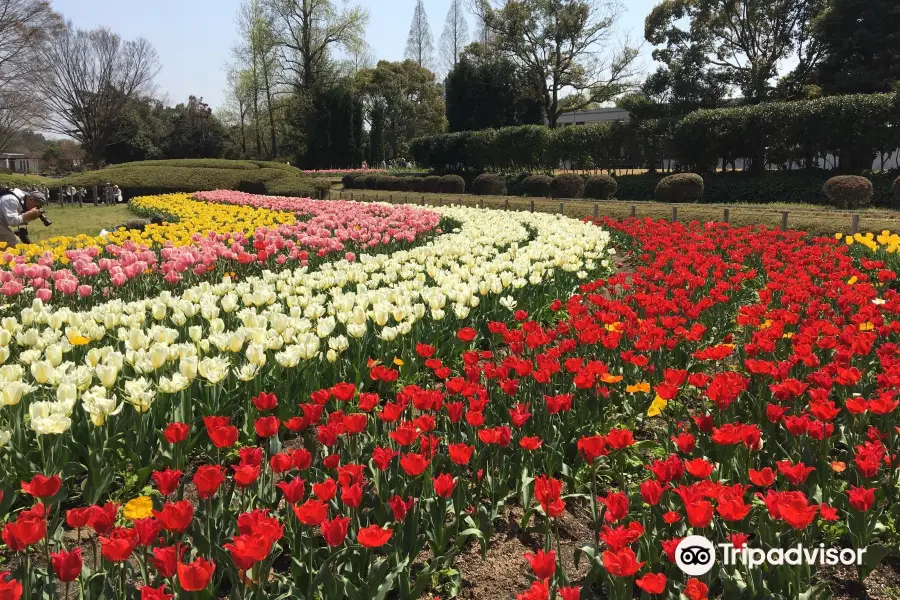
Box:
(30, 203, 138, 243)
(333, 188, 900, 237)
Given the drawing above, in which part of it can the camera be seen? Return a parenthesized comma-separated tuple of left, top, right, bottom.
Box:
(38, 211, 51, 227)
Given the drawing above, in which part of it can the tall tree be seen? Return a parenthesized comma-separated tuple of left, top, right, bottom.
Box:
(357, 60, 446, 160)
(439, 0, 469, 73)
(646, 0, 826, 103)
(483, 0, 639, 127)
(405, 0, 435, 69)
(445, 43, 543, 131)
(0, 0, 63, 154)
(814, 0, 900, 95)
(37, 25, 160, 164)
(265, 0, 368, 90)
(164, 96, 227, 159)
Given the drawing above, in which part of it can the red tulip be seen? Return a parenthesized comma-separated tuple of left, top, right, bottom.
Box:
(152, 468, 183, 497)
(206, 424, 238, 449)
(523, 549, 556, 580)
(193, 465, 224, 499)
(331, 382, 357, 402)
(601, 547, 644, 577)
(312, 478, 337, 501)
(276, 478, 306, 504)
(400, 453, 430, 477)
(50, 547, 83, 582)
(558, 587, 580, 600)
(389, 495, 415, 521)
(21, 474, 61, 499)
(133, 518, 163, 546)
(100, 528, 138, 562)
(151, 545, 184, 579)
(684, 578, 708, 600)
(0, 576, 22, 600)
(66, 507, 91, 529)
(356, 524, 393, 548)
(254, 416, 280, 438)
(457, 327, 477, 342)
(448, 443, 474, 465)
(177, 556, 216, 592)
(224, 533, 270, 571)
(293, 499, 328, 526)
(154, 501, 194, 533)
(432, 474, 457, 498)
(606, 428, 634, 450)
(341, 483, 363, 508)
(140, 585, 174, 600)
(847, 486, 876, 512)
(577, 435, 608, 464)
(163, 422, 190, 444)
(87, 503, 118, 535)
(233, 464, 261, 488)
(320, 516, 351, 547)
(635, 573, 667, 594)
(517, 579, 549, 600)
(599, 492, 629, 522)
(2, 514, 47, 550)
(252, 391, 278, 411)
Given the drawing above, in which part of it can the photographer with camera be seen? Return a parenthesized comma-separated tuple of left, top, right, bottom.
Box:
(0, 188, 50, 247)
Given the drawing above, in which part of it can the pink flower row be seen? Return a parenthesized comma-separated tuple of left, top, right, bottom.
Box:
(0, 192, 440, 303)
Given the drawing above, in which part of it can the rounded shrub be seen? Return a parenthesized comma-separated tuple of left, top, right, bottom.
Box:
(584, 174, 617, 200)
(522, 174, 552, 197)
(438, 174, 465, 194)
(654, 173, 704, 203)
(375, 175, 399, 191)
(341, 174, 356, 189)
(352, 175, 369, 189)
(423, 176, 441, 193)
(364, 174, 381, 190)
(406, 177, 424, 193)
(237, 180, 268, 195)
(823, 175, 873, 209)
(893, 176, 900, 204)
(472, 173, 506, 196)
(550, 173, 585, 198)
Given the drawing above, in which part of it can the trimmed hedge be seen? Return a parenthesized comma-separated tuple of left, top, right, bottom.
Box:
(438, 174, 465, 194)
(585, 175, 618, 200)
(472, 173, 506, 196)
(550, 174, 585, 199)
(410, 93, 900, 177)
(53, 159, 327, 199)
(522, 175, 552, 197)
(341, 174, 356, 189)
(823, 176, 872, 209)
(655, 173, 704, 203)
(406, 177, 424, 192)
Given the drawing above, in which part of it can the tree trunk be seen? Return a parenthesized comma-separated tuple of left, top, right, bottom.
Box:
(262, 60, 278, 157)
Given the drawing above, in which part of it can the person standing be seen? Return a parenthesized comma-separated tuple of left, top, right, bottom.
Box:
(0, 188, 46, 247)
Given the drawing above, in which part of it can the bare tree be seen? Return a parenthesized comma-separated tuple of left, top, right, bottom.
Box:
(0, 0, 63, 153)
(405, 0, 434, 69)
(36, 25, 159, 163)
(264, 0, 368, 90)
(440, 0, 469, 73)
(484, 0, 639, 127)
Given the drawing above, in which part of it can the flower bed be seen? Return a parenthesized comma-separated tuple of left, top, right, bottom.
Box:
(0, 193, 442, 306)
(1, 214, 897, 600)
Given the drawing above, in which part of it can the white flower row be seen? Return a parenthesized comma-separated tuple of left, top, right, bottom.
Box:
(0, 205, 613, 436)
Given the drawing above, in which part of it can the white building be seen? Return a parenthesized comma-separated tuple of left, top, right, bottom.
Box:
(0, 153, 44, 173)
(556, 107, 631, 126)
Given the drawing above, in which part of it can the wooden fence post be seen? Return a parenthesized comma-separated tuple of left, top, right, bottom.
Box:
(92, 186, 98, 204)
(420, 196, 424, 206)
(630, 204, 636, 218)
(339, 191, 342, 200)
(504, 198, 509, 210)
(723, 208, 729, 223)
(559, 202, 564, 214)
(781, 211, 788, 231)
(350, 192, 354, 201)
(672, 206, 678, 222)
(594, 203, 599, 219)
(479, 197, 484, 209)
(851, 214, 860, 235)
(530, 199, 535, 213)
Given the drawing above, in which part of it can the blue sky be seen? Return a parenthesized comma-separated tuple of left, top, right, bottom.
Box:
(50, 0, 659, 109)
